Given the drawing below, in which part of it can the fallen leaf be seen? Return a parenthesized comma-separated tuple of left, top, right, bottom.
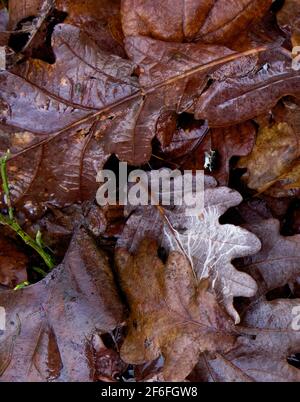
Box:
(238, 100, 300, 197)
(195, 49, 300, 127)
(189, 299, 300, 382)
(0, 27, 276, 213)
(86, 333, 128, 382)
(277, 0, 300, 47)
(121, 0, 272, 44)
(0, 236, 28, 288)
(55, 0, 126, 57)
(0, 23, 139, 212)
(180, 121, 256, 185)
(118, 177, 261, 323)
(0, 228, 124, 381)
(236, 219, 300, 297)
(115, 238, 236, 381)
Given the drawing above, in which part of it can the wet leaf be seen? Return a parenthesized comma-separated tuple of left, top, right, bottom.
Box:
(121, 0, 272, 44)
(195, 49, 300, 127)
(236, 219, 300, 297)
(190, 299, 300, 382)
(0, 228, 124, 381)
(8, 0, 124, 56)
(0, 26, 278, 213)
(277, 0, 300, 47)
(0, 23, 139, 212)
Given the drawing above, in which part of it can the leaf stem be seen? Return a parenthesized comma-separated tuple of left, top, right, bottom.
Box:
(0, 153, 55, 270)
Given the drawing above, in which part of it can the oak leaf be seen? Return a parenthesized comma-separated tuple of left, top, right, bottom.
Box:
(121, 0, 272, 44)
(0, 228, 124, 382)
(0, 27, 271, 213)
(115, 238, 236, 381)
(190, 299, 300, 382)
(118, 178, 261, 323)
(238, 100, 300, 197)
(195, 49, 300, 127)
(236, 219, 300, 297)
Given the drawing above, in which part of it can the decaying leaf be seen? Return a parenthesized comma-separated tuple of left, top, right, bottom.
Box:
(0, 228, 124, 381)
(86, 333, 128, 382)
(236, 219, 300, 297)
(182, 121, 256, 185)
(121, 0, 272, 44)
(0, 23, 139, 212)
(190, 299, 300, 382)
(238, 100, 300, 197)
(1, 0, 300, 384)
(195, 49, 300, 127)
(55, 0, 125, 57)
(118, 177, 261, 323)
(277, 0, 300, 47)
(115, 238, 237, 381)
(1, 23, 286, 213)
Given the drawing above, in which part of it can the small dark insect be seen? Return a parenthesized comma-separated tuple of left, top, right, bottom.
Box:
(204, 150, 218, 172)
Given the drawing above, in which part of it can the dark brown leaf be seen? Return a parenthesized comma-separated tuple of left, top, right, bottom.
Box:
(121, 0, 272, 44)
(195, 49, 300, 127)
(0, 23, 139, 212)
(277, 0, 300, 47)
(0, 236, 28, 288)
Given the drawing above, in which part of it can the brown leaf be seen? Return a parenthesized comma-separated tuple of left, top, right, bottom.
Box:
(126, 36, 300, 128)
(0, 228, 124, 381)
(118, 178, 261, 323)
(0, 23, 139, 212)
(0, 27, 274, 213)
(238, 100, 300, 197)
(115, 238, 236, 381)
(86, 333, 128, 382)
(156, 118, 208, 163)
(8, 0, 41, 29)
(181, 121, 256, 185)
(236, 219, 300, 297)
(195, 49, 300, 127)
(55, 0, 125, 57)
(189, 299, 300, 382)
(0, 236, 28, 288)
(121, 0, 272, 44)
(8, 0, 125, 56)
(277, 0, 300, 47)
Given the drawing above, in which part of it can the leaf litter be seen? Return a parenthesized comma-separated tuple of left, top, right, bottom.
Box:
(0, 0, 299, 382)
